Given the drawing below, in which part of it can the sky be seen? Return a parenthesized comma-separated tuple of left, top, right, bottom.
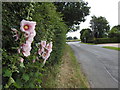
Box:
(67, 0, 120, 39)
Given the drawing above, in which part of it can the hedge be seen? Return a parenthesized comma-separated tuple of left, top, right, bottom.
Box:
(93, 38, 120, 44)
(2, 2, 67, 88)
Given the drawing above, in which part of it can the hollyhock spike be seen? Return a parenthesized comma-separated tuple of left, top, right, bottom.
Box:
(11, 28, 19, 41)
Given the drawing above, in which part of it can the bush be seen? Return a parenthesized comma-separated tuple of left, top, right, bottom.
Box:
(93, 38, 120, 44)
(2, 2, 67, 88)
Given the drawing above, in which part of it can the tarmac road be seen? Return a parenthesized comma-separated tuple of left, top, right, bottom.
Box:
(68, 41, 119, 88)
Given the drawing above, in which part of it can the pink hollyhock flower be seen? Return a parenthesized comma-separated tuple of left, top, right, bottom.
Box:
(22, 51, 30, 57)
(24, 30, 36, 38)
(21, 43, 31, 52)
(20, 57, 24, 63)
(20, 19, 36, 33)
(30, 30, 36, 37)
(45, 42, 52, 53)
(38, 47, 44, 55)
(26, 36, 34, 44)
(21, 43, 31, 57)
(25, 30, 36, 44)
(42, 51, 50, 60)
(41, 41, 46, 48)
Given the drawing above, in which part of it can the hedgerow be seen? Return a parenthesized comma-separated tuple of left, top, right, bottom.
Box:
(2, 2, 67, 88)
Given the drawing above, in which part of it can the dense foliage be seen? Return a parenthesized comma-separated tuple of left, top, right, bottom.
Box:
(90, 16, 110, 38)
(108, 25, 120, 39)
(2, 2, 67, 88)
(54, 1, 90, 32)
(80, 28, 93, 43)
(80, 16, 120, 44)
(93, 38, 119, 44)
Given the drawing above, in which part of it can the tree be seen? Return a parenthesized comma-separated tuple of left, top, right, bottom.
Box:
(54, 1, 90, 32)
(67, 36, 73, 40)
(73, 36, 78, 40)
(80, 28, 92, 43)
(90, 16, 110, 38)
(108, 25, 120, 38)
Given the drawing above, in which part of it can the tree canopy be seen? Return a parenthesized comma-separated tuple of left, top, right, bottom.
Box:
(80, 28, 92, 43)
(90, 16, 110, 38)
(54, 1, 90, 32)
(108, 25, 120, 38)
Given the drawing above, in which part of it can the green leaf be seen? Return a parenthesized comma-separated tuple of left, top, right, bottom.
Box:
(9, 77, 15, 84)
(13, 82, 21, 88)
(5, 77, 15, 88)
(4, 84, 9, 88)
(3, 69, 12, 77)
(22, 74, 30, 81)
(35, 72, 39, 77)
(37, 79, 42, 83)
(20, 63, 25, 68)
(15, 79, 23, 88)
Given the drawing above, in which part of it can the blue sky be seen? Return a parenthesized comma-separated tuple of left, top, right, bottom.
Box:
(67, 0, 119, 39)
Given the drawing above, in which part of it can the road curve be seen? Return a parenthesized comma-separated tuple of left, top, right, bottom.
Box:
(68, 42, 119, 88)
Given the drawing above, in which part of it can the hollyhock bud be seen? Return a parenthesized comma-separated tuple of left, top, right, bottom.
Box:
(17, 48, 21, 54)
(20, 57, 24, 63)
(11, 28, 19, 41)
(33, 59, 36, 63)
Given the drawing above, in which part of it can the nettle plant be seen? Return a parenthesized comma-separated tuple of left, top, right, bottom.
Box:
(3, 19, 53, 88)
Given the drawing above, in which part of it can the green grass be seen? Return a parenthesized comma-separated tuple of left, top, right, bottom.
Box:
(66, 39, 81, 42)
(41, 64, 60, 88)
(66, 45, 90, 88)
(80, 42, 97, 45)
(41, 44, 90, 88)
(102, 46, 120, 51)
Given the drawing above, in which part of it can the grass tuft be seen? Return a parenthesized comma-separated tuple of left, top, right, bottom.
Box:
(41, 44, 90, 88)
(102, 46, 120, 51)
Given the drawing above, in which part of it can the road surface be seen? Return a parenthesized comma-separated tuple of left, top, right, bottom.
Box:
(68, 41, 119, 88)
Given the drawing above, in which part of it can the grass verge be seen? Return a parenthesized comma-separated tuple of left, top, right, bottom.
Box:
(102, 46, 120, 51)
(41, 44, 90, 88)
(80, 42, 97, 45)
(66, 39, 81, 42)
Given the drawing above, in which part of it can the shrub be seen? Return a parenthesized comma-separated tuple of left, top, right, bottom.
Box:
(2, 2, 67, 88)
(93, 38, 120, 44)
